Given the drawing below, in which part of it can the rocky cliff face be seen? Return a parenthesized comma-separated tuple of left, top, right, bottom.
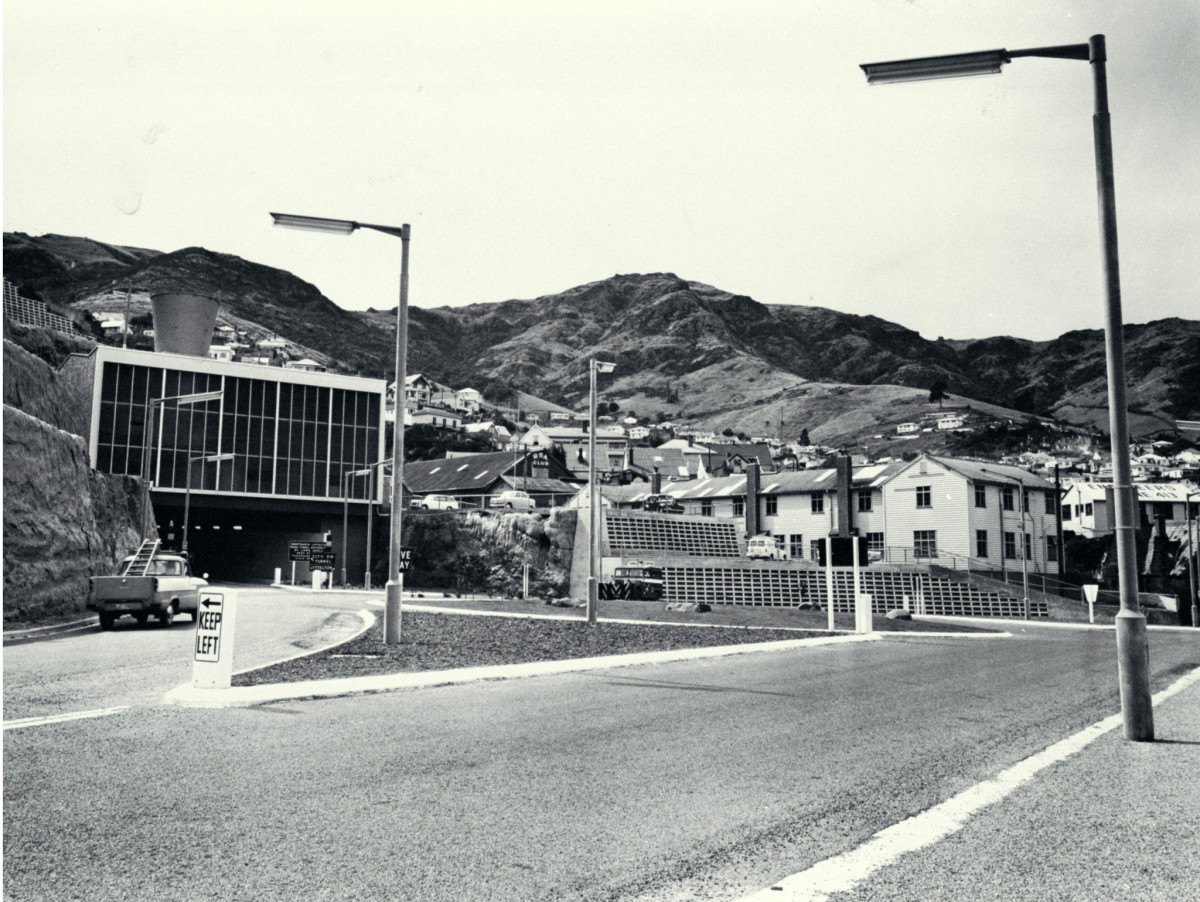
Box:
(3, 328, 147, 624)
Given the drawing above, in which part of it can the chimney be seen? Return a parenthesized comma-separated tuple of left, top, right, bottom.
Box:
(836, 455, 853, 537)
(745, 461, 760, 537)
(650, 467, 662, 495)
(150, 292, 219, 357)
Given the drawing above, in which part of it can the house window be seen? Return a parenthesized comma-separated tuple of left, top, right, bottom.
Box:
(975, 484, 987, 508)
(765, 496, 778, 516)
(867, 532, 884, 556)
(1022, 489, 1031, 512)
(1004, 531, 1017, 559)
(857, 490, 872, 512)
(1061, 504, 1072, 521)
(916, 486, 932, 509)
(1085, 503, 1093, 516)
(1024, 532, 1033, 560)
(913, 530, 937, 558)
(733, 496, 745, 517)
(1047, 536, 1059, 562)
(789, 534, 804, 559)
(976, 529, 989, 558)
(811, 494, 824, 514)
(701, 499, 714, 517)
(1002, 487, 1015, 511)
(811, 539, 824, 561)
(775, 535, 786, 553)
(1045, 491, 1056, 514)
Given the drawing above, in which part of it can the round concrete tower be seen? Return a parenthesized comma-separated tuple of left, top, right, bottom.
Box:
(150, 292, 219, 357)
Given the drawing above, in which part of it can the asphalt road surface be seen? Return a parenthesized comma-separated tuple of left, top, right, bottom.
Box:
(2, 586, 370, 721)
(4, 610, 1199, 901)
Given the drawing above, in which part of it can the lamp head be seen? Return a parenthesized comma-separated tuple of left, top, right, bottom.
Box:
(270, 212, 358, 235)
(176, 390, 224, 406)
(860, 49, 1010, 85)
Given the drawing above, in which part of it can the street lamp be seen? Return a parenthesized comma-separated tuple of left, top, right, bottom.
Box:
(983, 469, 1032, 619)
(861, 34, 1155, 741)
(271, 212, 409, 645)
(1187, 490, 1200, 629)
(182, 452, 234, 555)
(341, 466, 379, 588)
(587, 358, 616, 624)
(141, 390, 224, 540)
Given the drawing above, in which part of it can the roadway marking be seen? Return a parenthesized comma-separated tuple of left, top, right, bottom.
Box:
(738, 664, 1200, 902)
(3, 706, 130, 732)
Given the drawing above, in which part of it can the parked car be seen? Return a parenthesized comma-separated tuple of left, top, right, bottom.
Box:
(491, 490, 536, 510)
(746, 535, 787, 561)
(419, 494, 461, 511)
(643, 494, 684, 514)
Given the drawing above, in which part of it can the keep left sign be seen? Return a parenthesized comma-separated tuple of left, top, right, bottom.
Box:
(193, 591, 237, 690)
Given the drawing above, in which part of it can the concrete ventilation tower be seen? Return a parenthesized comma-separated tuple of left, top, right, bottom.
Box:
(150, 292, 218, 356)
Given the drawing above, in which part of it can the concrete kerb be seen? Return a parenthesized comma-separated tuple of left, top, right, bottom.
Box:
(164, 632, 888, 709)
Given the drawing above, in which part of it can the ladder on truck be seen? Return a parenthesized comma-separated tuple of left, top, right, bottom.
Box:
(122, 539, 160, 576)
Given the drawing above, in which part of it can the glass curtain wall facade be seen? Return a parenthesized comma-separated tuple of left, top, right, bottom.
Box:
(95, 358, 382, 501)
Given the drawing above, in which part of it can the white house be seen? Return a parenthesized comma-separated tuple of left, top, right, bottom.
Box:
(896, 422, 920, 435)
(411, 407, 464, 429)
(207, 346, 235, 363)
(455, 388, 483, 414)
(284, 358, 326, 373)
(937, 414, 967, 431)
(880, 456, 1060, 574)
(627, 425, 651, 441)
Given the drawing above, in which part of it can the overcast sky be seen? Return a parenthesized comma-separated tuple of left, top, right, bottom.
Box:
(5, 0, 1197, 342)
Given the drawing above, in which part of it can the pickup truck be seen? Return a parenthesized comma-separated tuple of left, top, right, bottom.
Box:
(87, 550, 208, 630)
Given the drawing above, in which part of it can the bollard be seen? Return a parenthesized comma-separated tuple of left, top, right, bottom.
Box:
(855, 593, 874, 634)
(273, 567, 282, 586)
(192, 590, 237, 690)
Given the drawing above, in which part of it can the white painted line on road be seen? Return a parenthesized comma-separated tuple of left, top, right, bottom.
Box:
(737, 664, 1200, 902)
(3, 706, 130, 732)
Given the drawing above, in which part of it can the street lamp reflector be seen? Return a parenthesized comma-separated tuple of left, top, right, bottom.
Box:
(860, 49, 1009, 84)
(176, 390, 224, 406)
(270, 212, 358, 235)
(594, 361, 616, 374)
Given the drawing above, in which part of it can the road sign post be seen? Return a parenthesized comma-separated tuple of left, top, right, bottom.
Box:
(192, 590, 237, 690)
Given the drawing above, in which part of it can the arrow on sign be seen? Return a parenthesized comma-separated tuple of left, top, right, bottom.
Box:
(201, 597, 222, 609)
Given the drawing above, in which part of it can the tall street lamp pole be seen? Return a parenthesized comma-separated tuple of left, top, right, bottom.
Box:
(271, 213, 409, 645)
(141, 390, 224, 541)
(983, 469, 1032, 619)
(183, 452, 234, 555)
(587, 358, 616, 624)
(861, 34, 1155, 740)
(341, 466, 377, 588)
(1187, 491, 1199, 628)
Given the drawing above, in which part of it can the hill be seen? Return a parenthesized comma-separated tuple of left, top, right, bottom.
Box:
(6, 232, 1197, 448)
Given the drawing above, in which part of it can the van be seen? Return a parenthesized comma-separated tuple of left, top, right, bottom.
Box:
(746, 535, 786, 561)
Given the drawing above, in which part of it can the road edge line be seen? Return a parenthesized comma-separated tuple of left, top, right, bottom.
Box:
(736, 663, 1200, 902)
